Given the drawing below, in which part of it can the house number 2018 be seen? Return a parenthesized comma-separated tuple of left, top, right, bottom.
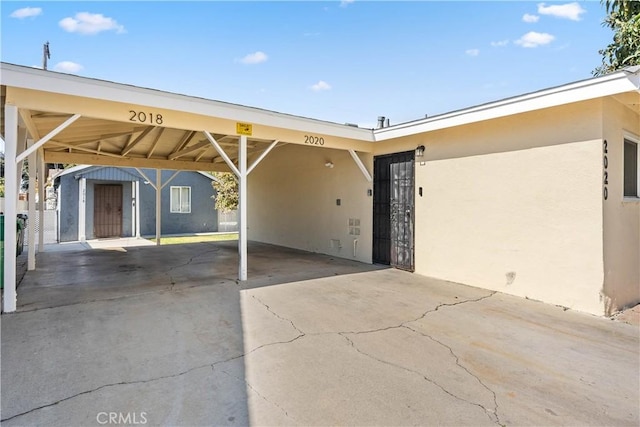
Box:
(129, 110, 163, 125)
(603, 139, 608, 200)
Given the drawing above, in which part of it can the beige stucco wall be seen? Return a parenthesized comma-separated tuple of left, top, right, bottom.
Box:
(248, 144, 373, 263)
(385, 100, 606, 314)
(602, 97, 640, 314)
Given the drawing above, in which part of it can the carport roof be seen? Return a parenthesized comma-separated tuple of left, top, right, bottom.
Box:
(1, 62, 374, 172)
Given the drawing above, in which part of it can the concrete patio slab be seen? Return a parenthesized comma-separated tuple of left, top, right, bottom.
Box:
(1, 242, 638, 426)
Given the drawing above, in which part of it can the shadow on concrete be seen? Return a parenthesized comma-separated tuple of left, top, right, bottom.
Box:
(2, 240, 386, 426)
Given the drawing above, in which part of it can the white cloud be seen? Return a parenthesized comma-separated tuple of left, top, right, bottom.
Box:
(239, 51, 268, 65)
(491, 40, 509, 47)
(59, 12, 125, 35)
(54, 61, 83, 73)
(515, 31, 555, 48)
(465, 49, 480, 57)
(522, 13, 539, 23)
(340, 0, 355, 7)
(10, 7, 42, 19)
(537, 2, 586, 21)
(310, 80, 331, 91)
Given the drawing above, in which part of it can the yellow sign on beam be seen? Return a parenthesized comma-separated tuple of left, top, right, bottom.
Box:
(236, 122, 253, 136)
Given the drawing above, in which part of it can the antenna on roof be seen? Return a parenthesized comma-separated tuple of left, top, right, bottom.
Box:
(43, 41, 51, 70)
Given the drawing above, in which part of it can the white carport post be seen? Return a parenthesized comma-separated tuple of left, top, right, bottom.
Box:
(238, 135, 248, 281)
(156, 169, 162, 246)
(27, 139, 36, 270)
(134, 180, 141, 238)
(78, 178, 86, 242)
(37, 150, 45, 252)
(3, 104, 19, 313)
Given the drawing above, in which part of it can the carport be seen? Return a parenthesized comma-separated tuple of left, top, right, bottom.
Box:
(1, 62, 375, 313)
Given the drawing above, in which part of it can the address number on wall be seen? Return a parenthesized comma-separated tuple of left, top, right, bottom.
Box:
(129, 110, 164, 125)
(304, 135, 325, 145)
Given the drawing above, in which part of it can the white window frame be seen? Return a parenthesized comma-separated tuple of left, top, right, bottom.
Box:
(623, 132, 640, 201)
(170, 186, 191, 213)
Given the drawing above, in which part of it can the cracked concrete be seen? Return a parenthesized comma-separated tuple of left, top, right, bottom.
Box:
(2, 241, 639, 426)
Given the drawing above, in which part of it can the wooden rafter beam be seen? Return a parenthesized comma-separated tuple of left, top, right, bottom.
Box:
(168, 140, 211, 160)
(45, 151, 234, 172)
(147, 127, 165, 158)
(48, 141, 124, 158)
(121, 126, 154, 156)
(170, 130, 196, 154)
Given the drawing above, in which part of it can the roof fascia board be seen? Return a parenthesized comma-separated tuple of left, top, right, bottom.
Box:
(374, 70, 640, 141)
(1, 63, 374, 142)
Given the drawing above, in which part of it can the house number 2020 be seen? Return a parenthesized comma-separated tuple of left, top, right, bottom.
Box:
(129, 110, 163, 125)
(603, 139, 608, 200)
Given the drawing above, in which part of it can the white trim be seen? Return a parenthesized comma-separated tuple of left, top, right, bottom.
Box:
(622, 133, 640, 199)
(169, 185, 191, 214)
(374, 68, 640, 141)
(1, 63, 374, 141)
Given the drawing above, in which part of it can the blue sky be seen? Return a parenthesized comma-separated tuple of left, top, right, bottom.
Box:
(1, 1, 614, 128)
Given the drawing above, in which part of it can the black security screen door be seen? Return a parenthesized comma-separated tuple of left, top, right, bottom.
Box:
(373, 151, 415, 270)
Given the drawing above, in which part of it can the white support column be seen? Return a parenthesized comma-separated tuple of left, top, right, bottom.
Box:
(238, 135, 248, 281)
(27, 140, 36, 270)
(78, 178, 86, 242)
(3, 104, 19, 313)
(37, 150, 45, 252)
(131, 181, 136, 237)
(155, 169, 162, 246)
(135, 180, 141, 238)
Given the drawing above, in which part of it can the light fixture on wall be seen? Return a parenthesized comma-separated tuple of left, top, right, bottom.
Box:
(415, 145, 425, 158)
(325, 161, 334, 168)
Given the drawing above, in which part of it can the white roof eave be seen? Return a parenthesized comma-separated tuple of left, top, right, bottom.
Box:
(0, 63, 375, 142)
(373, 67, 640, 141)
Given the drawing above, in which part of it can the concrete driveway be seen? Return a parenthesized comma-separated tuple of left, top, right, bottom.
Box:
(1, 241, 638, 426)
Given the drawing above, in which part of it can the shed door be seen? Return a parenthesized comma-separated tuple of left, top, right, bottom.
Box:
(373, 151, 415, 270)
(94, 184, 123, 238)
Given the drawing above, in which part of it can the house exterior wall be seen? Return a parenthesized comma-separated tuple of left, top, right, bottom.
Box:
(58, 167, 218, 241)
(248, 144, 373, 263)
(602, 97, 640, 314)
(375, 99, 607, 315)
(138, 169, 218, 236)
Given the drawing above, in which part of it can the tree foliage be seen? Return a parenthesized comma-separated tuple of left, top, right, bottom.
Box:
(211, 172, 238, 212)
(594, 0, 640, 76)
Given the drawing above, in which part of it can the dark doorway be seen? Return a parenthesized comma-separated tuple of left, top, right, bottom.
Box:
(94, 184, 123, 238)
(373, 151, 415, 271)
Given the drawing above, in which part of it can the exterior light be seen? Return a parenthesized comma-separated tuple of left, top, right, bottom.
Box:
(415, 145, 425, 158)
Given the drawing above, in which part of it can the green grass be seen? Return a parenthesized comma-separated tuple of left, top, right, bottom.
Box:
(147, 233, 238, 245)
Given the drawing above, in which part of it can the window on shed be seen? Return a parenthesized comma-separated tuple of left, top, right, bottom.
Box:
(170, 186, 191, 213)
(624, 139, 638, 198)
